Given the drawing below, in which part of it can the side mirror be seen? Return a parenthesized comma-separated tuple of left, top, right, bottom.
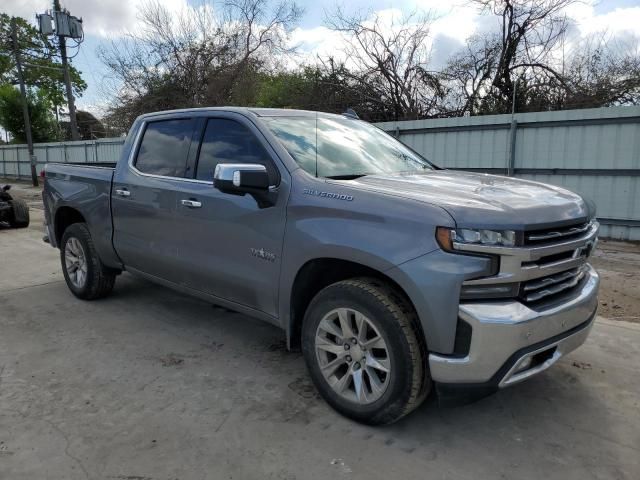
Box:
(213, 163, 270, 193)
(2, 185, 10, 192)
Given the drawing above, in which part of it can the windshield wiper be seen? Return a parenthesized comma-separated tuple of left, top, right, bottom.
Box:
(324, 174, 368, 180)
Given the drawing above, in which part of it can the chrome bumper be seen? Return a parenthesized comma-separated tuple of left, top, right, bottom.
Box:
(429, 264, 599, 386)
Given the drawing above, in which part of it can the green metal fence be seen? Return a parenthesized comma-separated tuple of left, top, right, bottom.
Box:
(2, 106, 639, 240)
(377, 106, 640, 241)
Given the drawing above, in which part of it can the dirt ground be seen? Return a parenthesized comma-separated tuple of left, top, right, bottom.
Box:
(1, 179, 639, 480)
(6, 179, 639, 323)
(591, 241, 640, 322)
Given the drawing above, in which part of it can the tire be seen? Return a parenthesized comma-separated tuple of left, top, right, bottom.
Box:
(9, 199, 29, 228)
(302, 277, 430, 425)
(60, 223, 116, 300)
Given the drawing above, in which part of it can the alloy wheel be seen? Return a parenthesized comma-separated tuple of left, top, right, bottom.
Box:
(64, 237, 88, 288)
(315, 307, 391, 404)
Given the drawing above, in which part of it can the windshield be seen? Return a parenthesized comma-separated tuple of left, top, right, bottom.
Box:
(263, 116, 434, 178)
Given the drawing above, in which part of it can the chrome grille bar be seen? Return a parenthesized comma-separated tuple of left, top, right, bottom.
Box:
(526, 222, 590, 243)
(523, 268, 580, 292)
(523, 268, 587, 302)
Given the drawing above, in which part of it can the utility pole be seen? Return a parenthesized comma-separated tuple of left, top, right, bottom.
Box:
(53, 0, 80, 140)
(506, 78, 519, 177)
(11, 18, 39, 187)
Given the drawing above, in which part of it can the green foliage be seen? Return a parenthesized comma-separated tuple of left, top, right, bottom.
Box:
(255, 70, 314, 108)
(0, 14, 86, 109)
(0, 84, 60, 142)
(253, 66, 397, 121)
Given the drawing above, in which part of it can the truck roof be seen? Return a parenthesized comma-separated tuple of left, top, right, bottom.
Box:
(135, 107, 353, 121)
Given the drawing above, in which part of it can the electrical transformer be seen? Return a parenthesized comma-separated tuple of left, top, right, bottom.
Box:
(37, 14, 54, 35)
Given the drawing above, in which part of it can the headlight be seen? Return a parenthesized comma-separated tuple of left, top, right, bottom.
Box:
(436, 227, 516, 251)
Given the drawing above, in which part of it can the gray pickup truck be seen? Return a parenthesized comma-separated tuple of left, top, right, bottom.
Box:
(43, 108, 599, 424)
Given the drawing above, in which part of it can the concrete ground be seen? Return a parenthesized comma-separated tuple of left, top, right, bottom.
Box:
(1, 182, 639, 480)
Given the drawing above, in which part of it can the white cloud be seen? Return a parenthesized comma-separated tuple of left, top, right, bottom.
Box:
(7, 0, 640, 46)
(287, 0, 640, 70)
(3, 0, 190, 37)
(573, 6, 640, 37)
(6, 0, 640, 117)
(290, 25, 344, 58)
(431, 3, 479, 40)
(3, 0, 49, 23)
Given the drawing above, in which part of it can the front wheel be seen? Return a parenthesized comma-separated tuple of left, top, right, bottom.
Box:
(302, 278, 430, 425)
(60, 223, 116, 300)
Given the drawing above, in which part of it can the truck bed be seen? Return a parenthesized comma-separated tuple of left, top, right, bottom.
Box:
(45, 162, 114, 182)
(46, 162, 116, 172)
(43, 162, 119, 266)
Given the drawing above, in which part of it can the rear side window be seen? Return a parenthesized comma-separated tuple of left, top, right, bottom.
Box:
(135, 119, 195, 177)
(196, 118, 278, 184)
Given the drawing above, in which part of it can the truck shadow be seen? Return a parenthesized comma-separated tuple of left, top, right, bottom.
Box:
(103, 274, 626, 475)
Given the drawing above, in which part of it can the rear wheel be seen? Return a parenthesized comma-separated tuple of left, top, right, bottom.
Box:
(8, 199, 29, 228)
(302, 278, 430, 425)
(60, 223, 116, 300)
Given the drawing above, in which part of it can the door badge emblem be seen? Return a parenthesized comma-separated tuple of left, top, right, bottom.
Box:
(251, 248, 276, 262)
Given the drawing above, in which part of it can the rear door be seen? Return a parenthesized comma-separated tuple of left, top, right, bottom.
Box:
(112, 117, 198, 281)
(172, 113, 289, 317)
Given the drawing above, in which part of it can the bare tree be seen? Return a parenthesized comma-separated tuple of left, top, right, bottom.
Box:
(443, 0, 575, 114)
(99, 0, 640, 126)
(441, 34, 502, 115)
(99, 0, 301, 127)
(564, 33, 640, 108)
(325, 8, 446, 120)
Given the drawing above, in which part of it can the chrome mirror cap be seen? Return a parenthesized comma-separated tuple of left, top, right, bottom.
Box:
(213, 163, 269, 192)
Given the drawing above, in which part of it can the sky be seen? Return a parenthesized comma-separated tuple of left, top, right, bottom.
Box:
(4, 0, 640, 117)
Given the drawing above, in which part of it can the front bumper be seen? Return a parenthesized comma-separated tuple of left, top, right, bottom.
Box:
(429, 264, 599, 387)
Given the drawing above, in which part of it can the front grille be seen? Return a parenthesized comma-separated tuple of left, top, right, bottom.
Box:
(522, 249, 574, 268)
(520, 266, 587, 303)
(524, 221, 590, 245)
(460, 219, 597, 304)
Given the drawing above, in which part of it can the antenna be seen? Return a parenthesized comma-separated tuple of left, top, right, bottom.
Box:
(314, 111, 318, 178)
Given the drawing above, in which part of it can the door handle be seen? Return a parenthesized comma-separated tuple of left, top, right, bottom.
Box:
(181, 199, 202, 208)
(115, 188, 130, 197)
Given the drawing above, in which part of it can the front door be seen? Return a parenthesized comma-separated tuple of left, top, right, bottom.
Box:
(173, 114, 288, 317)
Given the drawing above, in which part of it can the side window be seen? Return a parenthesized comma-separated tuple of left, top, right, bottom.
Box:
(135, 119, 195, 177)
(196, 118, 278, 184)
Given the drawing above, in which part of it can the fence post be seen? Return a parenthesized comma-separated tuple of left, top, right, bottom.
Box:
(94, 141, 99, 163)
(507, 119, 517, 176)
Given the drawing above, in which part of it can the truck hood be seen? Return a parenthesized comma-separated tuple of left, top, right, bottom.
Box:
(346, 170, 592, 229)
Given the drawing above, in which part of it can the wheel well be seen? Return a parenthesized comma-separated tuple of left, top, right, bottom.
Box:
(54, 207, 86, 245)
(289, 258, 422, 350)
